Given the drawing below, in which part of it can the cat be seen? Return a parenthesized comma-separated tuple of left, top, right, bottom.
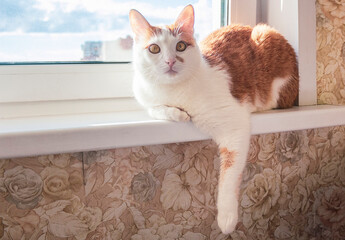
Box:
(129, 4, 298, 234)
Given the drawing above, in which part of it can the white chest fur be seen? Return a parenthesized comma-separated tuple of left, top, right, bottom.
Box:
(133, 61, 251, 147)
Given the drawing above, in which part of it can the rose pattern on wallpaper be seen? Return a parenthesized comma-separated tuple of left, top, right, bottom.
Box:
(317, 0, 345, 105)
(3, 166, 43, 210)
(0, 126, 345, 239)
(318, 0, 345, 27)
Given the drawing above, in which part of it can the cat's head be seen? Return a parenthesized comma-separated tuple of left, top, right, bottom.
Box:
(129, 5, 201, 84)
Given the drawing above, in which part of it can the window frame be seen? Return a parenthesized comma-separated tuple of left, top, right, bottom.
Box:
(0, 62, 137, 118)
(0, 0, 316, 119)
(2, 0, 344, 160)
(0, 1, 223, 118)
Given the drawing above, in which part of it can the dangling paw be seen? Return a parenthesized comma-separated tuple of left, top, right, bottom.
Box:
(217, 210, 238, 234)
(217, 199, 239, 234)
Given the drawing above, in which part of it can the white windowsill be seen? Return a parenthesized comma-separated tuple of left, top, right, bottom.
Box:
(1, 104, 345, 159)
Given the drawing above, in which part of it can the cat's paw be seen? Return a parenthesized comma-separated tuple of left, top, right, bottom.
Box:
(149, 106, 190, 122)
(217, 197, 239, 235)
(217, 209, 238, 234)
(168, 107, 190, 122)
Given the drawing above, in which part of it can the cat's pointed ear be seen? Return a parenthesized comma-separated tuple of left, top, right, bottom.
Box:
(129, 9, 152, 41)
(175, 5, 195, 36)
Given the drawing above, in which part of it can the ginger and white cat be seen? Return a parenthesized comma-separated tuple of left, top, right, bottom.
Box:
(129, 5, 298, 234)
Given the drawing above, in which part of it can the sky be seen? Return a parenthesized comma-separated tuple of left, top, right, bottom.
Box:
(0, 0, 213, 62)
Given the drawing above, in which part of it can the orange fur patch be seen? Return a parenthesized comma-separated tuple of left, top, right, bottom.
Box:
(220, 148, 235, 169)
(200, 24, 299, 108)
(219, 148, 237, 184)
(166, 24, 196, 46)
(166, 24, 178, 36)
(141, 26, 162, 48)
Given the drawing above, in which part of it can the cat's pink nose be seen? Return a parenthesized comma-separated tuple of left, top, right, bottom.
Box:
(166, 59, 176, 68)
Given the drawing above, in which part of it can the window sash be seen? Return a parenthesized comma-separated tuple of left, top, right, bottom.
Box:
(0, 0, 316, 119)
(0, 63, 133, 103)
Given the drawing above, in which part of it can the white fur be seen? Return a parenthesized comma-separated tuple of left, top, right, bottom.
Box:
(133, 29, 200, 85)
(132, 28, 283, 234)
(247, 77, 288, 112)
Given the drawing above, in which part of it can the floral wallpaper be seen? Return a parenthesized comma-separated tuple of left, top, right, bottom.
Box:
(317, 0, 345, 104)
(0, 1, 344, 239)
(0, 126, 345, 239)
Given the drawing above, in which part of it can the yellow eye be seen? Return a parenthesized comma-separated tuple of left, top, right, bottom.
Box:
(176, 41, 187, 52)
(148, 44, 160, 54)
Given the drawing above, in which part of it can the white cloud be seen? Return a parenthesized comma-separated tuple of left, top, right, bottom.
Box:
(193, 0, 214, 40)
(31, 0, 214, 38)
(33, 0, 181, 19)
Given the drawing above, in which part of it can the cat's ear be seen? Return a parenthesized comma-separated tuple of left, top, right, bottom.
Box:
(175, 5, 195, 36)
(129, 9, 152, 41)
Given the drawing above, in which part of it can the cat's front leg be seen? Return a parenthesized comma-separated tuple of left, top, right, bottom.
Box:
(148, 105, 191, 122)
(216, 144, 248, 234)
(216, 148, 242, 234)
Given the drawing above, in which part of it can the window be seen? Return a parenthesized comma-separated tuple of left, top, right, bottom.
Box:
(0, 0, 223, 118)
(0, 0, 217, 63)
(0, 0, 315, 119)
(0, 0, 323, 158)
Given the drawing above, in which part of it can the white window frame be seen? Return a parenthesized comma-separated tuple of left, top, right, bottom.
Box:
(2, 0, 344, 159)
(0, 1, 222, 119)
(0, 0, 315, 118)
(0, 63, 137, 118)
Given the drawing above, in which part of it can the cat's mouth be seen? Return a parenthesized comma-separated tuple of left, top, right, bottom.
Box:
(166, 69, 178, 76)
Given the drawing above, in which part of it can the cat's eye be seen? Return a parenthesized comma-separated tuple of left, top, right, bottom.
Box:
(176, 41, 187, 52)
(148, 44, 160, 54)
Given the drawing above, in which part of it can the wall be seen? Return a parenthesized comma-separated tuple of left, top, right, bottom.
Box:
(1, 127, 345, 240)
(317, 0, 345, 104)
(0, 1, 345, 239)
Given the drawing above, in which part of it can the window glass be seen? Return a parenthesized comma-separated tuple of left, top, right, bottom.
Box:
(0, 0, 213, 63)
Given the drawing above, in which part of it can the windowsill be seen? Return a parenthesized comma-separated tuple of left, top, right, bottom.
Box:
(1, 104, 345, 159)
